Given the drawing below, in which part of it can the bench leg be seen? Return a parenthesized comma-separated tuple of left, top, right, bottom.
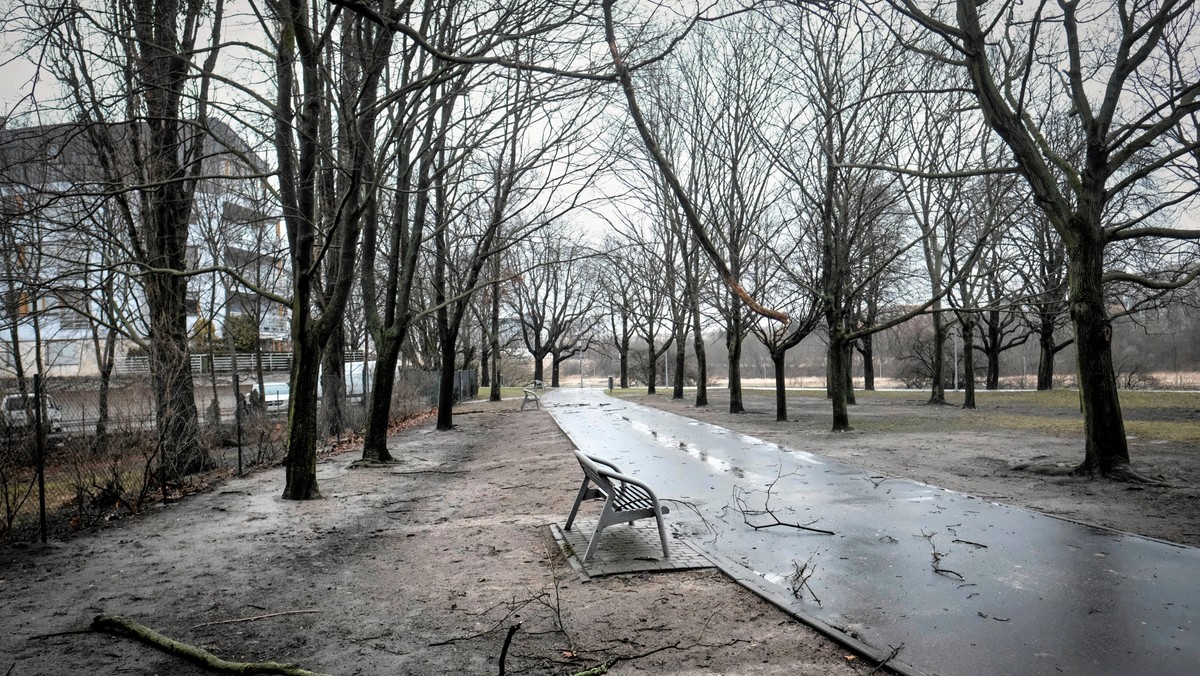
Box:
(565, 478, 591, 531)
(584, 496, 619, 561)
(655, 509, 670, 559)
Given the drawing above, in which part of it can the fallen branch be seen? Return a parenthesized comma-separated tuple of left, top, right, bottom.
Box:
(868, 643, 904, 675)
(921, 531, 965, 580)
(498, 623, 521, 676)
(788, 553, 822, 606)
(732, 469, 836, 535)
(952, 539, 988, 549)
(90, 614, 330, 676)
(191, 609, 319, 630)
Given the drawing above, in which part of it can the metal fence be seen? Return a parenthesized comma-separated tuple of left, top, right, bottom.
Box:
(120, 352, 295, 375)
(0, 367, 442, 545)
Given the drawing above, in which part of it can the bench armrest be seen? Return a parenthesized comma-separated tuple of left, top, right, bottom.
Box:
(584, 453, 622, 474)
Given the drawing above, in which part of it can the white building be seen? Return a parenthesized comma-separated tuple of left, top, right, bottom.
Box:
(0, 119, 289, 379)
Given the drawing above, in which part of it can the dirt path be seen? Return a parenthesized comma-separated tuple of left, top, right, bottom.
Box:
(0, 398, 868, 675)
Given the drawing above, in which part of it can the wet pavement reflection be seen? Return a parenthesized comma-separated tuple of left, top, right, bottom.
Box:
(546, 389, 1198, 676)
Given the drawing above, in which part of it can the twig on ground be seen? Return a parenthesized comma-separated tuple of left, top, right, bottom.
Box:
(788, 552, 822, 606)
(191, 609, 318, 630)
(868, 643, 904, 675)
(27, 629, 94, 640)
(952, 538, 988, 549)
(569, 637, 748, 676)
(90, 614, 329, 676)
(498, 623, 521, 676)
(730, 462, 836, 535)
(921, 531, 965, 580)
(661, 498, 718, 542)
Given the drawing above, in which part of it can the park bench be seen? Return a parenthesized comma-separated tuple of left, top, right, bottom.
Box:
(564, 450, 670, 562)
(521, 388, 541, 411)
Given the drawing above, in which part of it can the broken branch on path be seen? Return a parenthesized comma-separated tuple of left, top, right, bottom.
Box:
(90, 614, 330, 676)
(921, 531, 966, 580)
(788, 553, 822, 606)
(868, 643, 905, 675)
(730, 467, 836, 536)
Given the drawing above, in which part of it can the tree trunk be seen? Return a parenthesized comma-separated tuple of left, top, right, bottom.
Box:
(927, 310, 946, 404)
(727, 329, 744, 414)
(480, 347, 490, 388)
(489, 279, 501, 401)
(828, 336, 852, 431)
(859, 335, 875, 391)
(672, 340, 685, 400)
(1067, 234, 1129, 476)
(90, 324, 117, 456)
(147, 286, 208, 479)
(361, 333, 400, 462)
(961, 316, 977, 409)
(984, 310, 1001, 390)
(692, 312, 707, 407)
(283, 336, 323, 499)
(436, 328, 458, 430)
(550, 353, 561, 388)
(772, 350, 787, 422)
(618, 349, 628, 389)
(533, 354, 545, 385)
(321, 325, 346, 437)
(646, 339, 657, 394)
(844, 343, 856, 405)
(1037, 314, 1056, 390)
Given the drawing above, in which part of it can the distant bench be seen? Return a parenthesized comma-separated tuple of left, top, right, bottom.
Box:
(521, 388, 541, 411)
(564, 450, 670, 561)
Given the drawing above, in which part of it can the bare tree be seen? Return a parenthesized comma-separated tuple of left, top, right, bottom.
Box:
(16, 0, 231, 478)
(509, 226, 600, 387)
(888, 0, 1200, 478)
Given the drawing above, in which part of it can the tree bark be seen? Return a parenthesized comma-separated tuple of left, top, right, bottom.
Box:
(984, 311, 1001, 390)
(772, 350, 787, 422)
(361, 335, 400, 462)
(727, 327, 744, 414)
(1067, 233, 1129, 475)
(927, 310, 946, 404)
(827, 335, 852, 431)
(858, 335, 875, 391)
(961, 316, 977, 409)
(691, 306, 707, 407)
(646, 339, 657, 394)
(1037, 313, 1057, 391)
(321, 325, 346, 437)
(283, 335, 323, 499)
(672, 342, 686, 400)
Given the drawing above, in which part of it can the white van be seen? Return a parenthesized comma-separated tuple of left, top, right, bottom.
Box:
(1, 393, 65, 436)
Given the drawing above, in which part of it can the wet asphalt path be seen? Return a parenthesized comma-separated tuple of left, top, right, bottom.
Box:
(545, 388, 1198, 676)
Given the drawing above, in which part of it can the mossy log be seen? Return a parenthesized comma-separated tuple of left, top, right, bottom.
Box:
(90, 614, 331, 676)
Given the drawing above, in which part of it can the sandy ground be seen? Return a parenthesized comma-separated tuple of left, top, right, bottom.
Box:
(624, 387, 1200, 548)
(0, 398, 868, 676)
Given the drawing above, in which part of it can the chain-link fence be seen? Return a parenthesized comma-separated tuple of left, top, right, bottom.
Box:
(1, 367, 443, 545)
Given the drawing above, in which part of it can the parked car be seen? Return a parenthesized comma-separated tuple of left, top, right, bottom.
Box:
(1, 393, 65, 437)
(261, 383, 290, 414)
